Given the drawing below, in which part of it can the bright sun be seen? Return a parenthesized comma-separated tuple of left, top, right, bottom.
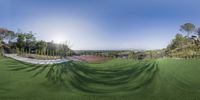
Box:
(53, 36, 65, 44)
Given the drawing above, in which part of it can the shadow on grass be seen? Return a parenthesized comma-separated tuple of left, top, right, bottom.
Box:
(68, 61, 159, 94)
(8, 60, 159, 94)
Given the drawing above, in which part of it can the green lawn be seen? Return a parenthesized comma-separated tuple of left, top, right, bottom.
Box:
(0, 57, 200, 100)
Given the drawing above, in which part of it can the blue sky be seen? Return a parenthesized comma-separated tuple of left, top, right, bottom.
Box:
(1, 0, 200, 50)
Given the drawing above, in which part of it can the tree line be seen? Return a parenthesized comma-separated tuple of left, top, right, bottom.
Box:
(0, 28, 74, 58)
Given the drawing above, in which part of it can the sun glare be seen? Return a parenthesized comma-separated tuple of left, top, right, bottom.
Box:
(53, 36, 65, 44)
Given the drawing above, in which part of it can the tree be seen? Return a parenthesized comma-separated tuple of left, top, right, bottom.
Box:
(128, 51, 136, 59)
(180, 23, 195, 37)
(59, 44, 69, 58)
(36, 40, 47, 55)
(46, 41, 56, 56)
(167, 33, 186, 51)
(0, 41, 3, 56)
(0, 28, 15, 55)
(16, 34, 26, 49)
(0, 28, 8, 41)
(24, 31, 36, 52)
(196, 27, 200, 40)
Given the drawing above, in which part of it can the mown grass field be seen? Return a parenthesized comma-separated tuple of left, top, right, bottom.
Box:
(0, 57, 200, 100)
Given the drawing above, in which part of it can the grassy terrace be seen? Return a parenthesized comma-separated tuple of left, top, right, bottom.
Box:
(0, 57, 200, 100)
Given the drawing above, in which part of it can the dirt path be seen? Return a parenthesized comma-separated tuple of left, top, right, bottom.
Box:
(4, 54, 69, 65)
